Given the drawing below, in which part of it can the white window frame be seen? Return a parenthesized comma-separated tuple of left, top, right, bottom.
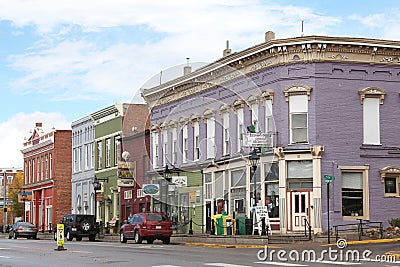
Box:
(193, 120, 200, 161)
(206, 117, 215, 159)
(97, 141, 102, 170)
(237, 108, 244, 152)
(105, 138, 111, 167)
(172, 127, 177, 164)
(152, 131, 159, 168)
(265, 99, 273, 146)
(339, 165, 370, 219)
(363, 98, 380, 145)
(182, 124, 188, 163)
(251, 103, 259, 132)
(222, 112, 230, 156)
(162, 129, 168, 167)
(115, 136, 121, 166)
(289, 94, 308, 144)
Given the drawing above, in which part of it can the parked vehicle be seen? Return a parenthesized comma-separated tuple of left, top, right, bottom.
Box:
(8, 222, 38, 239)
(120, 212, 172, 244)
(59, 214, 97, 241)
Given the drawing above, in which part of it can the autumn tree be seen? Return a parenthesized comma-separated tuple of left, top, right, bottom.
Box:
(8, 172, 24, 219)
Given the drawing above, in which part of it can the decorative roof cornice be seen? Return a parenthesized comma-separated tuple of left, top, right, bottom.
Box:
(142, 35, 400, 108)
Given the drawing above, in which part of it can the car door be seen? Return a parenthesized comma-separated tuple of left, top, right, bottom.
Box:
(124, 215, 136, 237)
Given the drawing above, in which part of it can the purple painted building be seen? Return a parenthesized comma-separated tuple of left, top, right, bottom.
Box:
(142, 31, 400, 234)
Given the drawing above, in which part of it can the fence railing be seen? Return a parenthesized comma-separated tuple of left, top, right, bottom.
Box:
(333, 219, 383, 242)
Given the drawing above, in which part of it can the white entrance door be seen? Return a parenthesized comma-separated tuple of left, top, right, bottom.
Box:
(291, 191, 309, 231)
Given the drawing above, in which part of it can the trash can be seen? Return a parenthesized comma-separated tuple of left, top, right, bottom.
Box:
(225, 217, 232, 235)
(245, 218, 253, 235)
(216, 216, 224, 235)
(237, 216, 247, 235)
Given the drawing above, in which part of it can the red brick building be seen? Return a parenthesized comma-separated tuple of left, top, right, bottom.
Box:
(21, 122, 72, 231)
(120, 104, 150, 221)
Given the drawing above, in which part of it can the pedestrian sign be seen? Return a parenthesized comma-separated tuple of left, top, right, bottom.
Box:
(55, 224, 67, 251)
(323, 175, 335, 183)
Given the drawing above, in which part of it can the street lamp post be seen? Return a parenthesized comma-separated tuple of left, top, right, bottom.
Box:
(92, 179, 102, 236)
(162, 165, 172, 214)
(249, 149, 260, 235)
(3, 171, 7, 233)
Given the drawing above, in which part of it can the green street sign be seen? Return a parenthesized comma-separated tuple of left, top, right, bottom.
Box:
(323, 175, 335, 183)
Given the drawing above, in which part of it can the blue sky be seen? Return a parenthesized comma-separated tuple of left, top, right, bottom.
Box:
(0, 0, 399, 167)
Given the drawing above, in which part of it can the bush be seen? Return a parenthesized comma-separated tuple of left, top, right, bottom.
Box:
(388, 218, 400, 228)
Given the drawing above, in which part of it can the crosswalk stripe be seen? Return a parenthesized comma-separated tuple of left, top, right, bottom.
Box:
(0, 256, 10, 259)
(205, 263, 253, 267)
(255, 262, 307, 266)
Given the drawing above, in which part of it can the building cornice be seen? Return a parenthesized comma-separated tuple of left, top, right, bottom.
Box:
(142, 35, 400, 108)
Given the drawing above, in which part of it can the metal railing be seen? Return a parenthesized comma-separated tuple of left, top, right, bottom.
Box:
(304, 217, 312, 240)
(333, 219, 383, 242)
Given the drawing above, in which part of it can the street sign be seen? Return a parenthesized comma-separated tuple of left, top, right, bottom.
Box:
(323, 175, 335, 183)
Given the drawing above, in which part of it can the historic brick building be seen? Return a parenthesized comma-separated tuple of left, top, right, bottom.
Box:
(142, 31, 400, 234)
(21, 123, 72, 231)
(119, 104, 150, 221)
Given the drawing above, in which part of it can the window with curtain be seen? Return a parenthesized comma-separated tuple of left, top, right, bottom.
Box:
(342, 172, 363, 217)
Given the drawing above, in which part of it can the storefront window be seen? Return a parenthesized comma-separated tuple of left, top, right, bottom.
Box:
(342, 172, 363, 217)
(265, 162, 279, 218)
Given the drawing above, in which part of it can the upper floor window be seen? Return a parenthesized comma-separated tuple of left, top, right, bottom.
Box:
(248, 95, 259, 132)
(105, 138, 111, 167)
(204, 109, 216, 160)
(182, 123, 188, 164)
(97, 141, 102, 170)
(222, 111, 230, 156)
(193, 120, 200, 161)
(115, 136, 121, 166)
(151, 129, 159, 168)
(284, 85, 311, 144)
(171, 127, 177, 165)
(359, 87, 385, 145)
(162, 128, 168, 166)
(233, 99, 245, 153)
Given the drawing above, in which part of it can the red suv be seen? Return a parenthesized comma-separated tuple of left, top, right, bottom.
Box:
(120, 212, 172, 244)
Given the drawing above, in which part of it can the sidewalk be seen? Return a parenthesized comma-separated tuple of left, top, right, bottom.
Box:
(1, 232, 400, 252)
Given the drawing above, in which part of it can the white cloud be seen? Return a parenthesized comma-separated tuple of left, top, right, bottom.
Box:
(0, 112, 71, 168)
(349, 14, 384, 28)
(2, 0, 343, 102)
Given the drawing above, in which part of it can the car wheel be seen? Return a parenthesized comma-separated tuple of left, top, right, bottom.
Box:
(162, 237, 170, 244)
(13, 232, 17, 239)
(134, 231, 142, 244)
(53, 232, 57, 241)
(76, 236, 83, 241)
(66, 231, 73, 241)
(81, 220, 91, 232)
(89, 235, 96, 242)
(33, 235, 37, 240)
(147, 239, 154, 244)
(27, 236, 31, 239)
(120, 232, 127, 243)
(8, 233, 12, 239)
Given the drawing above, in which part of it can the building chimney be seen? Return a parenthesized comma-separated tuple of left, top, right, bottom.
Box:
(223, 40, 232, 57)
(183, 58, 191, 75)
(265, 31, 275, 42)
(36, 122, 43, 128)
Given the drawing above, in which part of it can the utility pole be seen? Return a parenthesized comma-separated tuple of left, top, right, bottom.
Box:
(3, 170, 7, 232)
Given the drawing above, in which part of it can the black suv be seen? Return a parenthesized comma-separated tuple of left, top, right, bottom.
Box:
(61, 214, 97, 241)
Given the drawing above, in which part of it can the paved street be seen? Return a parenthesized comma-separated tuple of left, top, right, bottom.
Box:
(0, 236, 399, 267)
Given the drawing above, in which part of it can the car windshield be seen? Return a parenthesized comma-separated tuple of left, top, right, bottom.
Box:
(146, 214, 168, 222)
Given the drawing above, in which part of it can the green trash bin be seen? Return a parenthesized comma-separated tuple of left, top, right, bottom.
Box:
(237, 216, 247, 235)
(216, 216, 224, 235)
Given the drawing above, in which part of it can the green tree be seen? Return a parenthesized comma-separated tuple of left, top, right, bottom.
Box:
(8, 172, 24, 219)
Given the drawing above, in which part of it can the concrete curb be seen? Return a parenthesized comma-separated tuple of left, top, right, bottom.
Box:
(183, 242, 281, 249)
(321, 237, 400, 246)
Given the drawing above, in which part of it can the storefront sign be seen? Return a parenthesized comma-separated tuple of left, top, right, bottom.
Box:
(243, 133, 272, 147)
(142, 184, 159, 196)
(172, 176, 187, 187)
(253, 206, 272, 236)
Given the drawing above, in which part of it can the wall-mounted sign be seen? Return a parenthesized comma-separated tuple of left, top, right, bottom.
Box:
(142, 184, 159, 196)
(117, 178, 135, 187)
(18, 191, 32, 203)
(172, 176, 187, 187)
(243, 133, 272, 147)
